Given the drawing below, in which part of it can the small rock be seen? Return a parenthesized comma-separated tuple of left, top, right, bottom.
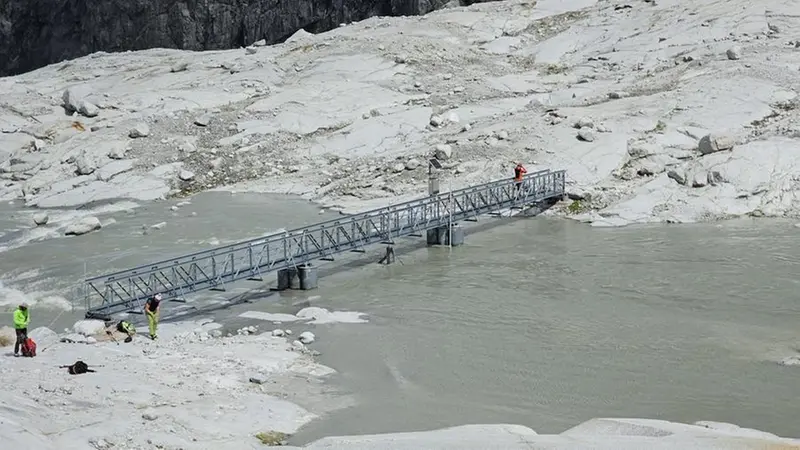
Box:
(271, 329, 285, 337)
(170, 62, 188, 73)
(496, 130, 509, 140)
(707, 170, 725, 185)
(170, 206, 179, 212)
(726, 46, 742, 60)
(690, 171, 708, 188)
(253, 39, 267, 47)
(86, 336, 97, 344)
(178, 170, 195, 181)
(108, 147, 126, 160)
(78, 100, 99, 118)
(64, 216, 102, 236)
(75, 156, 96, 175)
(62, 86, 90, 113)
(129, 123, 150, 138)
(298, 331, 315, 344)
(150, 222, 167, 230)
(430, 115, 444, 127)
(405, 158, 421, 170)
(434, 144, 453, 160)
(249, 375, 267, 384)
(33, 212, 49, 226)
(178, 140, 196, 153)
(89, 437, 112, 449)
(142, 410, 158, 421)
(394, 55, 406, 64)
(608, 91, 627, 100)
(574, 117, 594, 129)
(194, 114, 211, 127)
(667, 170, 686, 185)
(577, 127, 595, 142)
(391, 163, 405, 173)
(698, 133, 735, 155)
(245, 46, 258, 55)
(33, 139, 46, 151)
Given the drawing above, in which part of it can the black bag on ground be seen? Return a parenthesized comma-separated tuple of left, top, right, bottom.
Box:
(67, 360, 95, 375)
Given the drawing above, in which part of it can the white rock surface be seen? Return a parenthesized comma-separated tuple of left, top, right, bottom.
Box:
(0, 0, 797, 225)
(0, 321, 336, 450)
(293, 419, 799, 449)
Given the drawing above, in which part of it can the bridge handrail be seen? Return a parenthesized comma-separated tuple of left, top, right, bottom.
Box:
(86, 169, 559, 283)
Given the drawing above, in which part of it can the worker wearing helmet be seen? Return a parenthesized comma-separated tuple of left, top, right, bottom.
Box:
(144, 293, 163, 340)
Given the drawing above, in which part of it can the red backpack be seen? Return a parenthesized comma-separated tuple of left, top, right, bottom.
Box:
(21, 337, 36, 357)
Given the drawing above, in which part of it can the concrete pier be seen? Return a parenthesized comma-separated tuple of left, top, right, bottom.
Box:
(298, 264, 318, 290)
(276, 267, 298, 290)
(426, 224, 465, 246)
(276, 265, 318, 290)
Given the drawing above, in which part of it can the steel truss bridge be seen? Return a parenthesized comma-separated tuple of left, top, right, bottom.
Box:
(82, 169, 566, 319)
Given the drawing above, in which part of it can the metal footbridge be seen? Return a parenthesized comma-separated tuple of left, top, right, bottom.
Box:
(82, 169, 566, 319)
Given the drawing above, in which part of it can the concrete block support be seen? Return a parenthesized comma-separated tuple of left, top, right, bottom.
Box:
(276, 267, 298, 290)
(426, 224, 465, 246)
(276, 265, 318, 290)
(298, 264, 318, 290)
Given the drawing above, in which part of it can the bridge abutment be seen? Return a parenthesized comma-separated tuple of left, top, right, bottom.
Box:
(276, 264, 318, 291)
(426, 224, 465, 246)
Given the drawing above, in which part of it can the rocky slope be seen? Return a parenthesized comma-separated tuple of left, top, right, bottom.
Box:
(0, 0, 488, 76)
(0, 0, 799, 232)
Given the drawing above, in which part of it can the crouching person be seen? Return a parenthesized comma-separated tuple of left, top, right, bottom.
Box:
(116, 320, 137, 343)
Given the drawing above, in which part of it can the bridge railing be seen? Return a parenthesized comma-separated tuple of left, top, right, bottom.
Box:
(82, 169, 565, 317)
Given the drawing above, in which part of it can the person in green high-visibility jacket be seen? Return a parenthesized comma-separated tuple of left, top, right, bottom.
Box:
(13, 302, 30, 356)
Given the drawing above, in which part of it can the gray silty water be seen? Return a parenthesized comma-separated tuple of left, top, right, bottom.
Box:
(0, 192, 336, 328)
(284, 217, 800, 443)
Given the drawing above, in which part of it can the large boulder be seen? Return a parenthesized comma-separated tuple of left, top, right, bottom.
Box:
(64, 216, 102, 236)
(72, 319, 106, 336)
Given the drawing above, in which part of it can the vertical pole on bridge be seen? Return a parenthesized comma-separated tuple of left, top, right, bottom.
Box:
(428, 159, 440, 196)
(448, 177, 453, 250)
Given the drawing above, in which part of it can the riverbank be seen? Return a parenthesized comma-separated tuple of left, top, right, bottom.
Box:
(2, 320, 798, 450)
(0, 310, 359, 450)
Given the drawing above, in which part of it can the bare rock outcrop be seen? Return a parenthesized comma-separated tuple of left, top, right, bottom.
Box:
(0, 0, 497, 76)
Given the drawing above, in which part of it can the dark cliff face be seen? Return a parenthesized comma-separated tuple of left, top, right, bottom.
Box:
(0, 0, 463, 77)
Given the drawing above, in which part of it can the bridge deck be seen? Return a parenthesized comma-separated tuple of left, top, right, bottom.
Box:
(82, 169, 566, 318)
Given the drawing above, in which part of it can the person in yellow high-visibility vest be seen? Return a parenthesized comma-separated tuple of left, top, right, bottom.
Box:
(144, 294, 162, 340)
(13, 302, 30, 356)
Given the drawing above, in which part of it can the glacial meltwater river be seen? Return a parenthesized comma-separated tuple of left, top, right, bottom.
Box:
(1, 192, 798, 441)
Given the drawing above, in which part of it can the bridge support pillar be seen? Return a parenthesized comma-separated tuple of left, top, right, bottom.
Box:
(297, 264, 318, 290)
(277, 267, 298, 290)
(426, 224, 464, 247)
(276, 265, 318, 291)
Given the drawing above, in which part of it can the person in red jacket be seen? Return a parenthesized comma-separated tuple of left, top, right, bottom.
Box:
(513, 162, 527, 193)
